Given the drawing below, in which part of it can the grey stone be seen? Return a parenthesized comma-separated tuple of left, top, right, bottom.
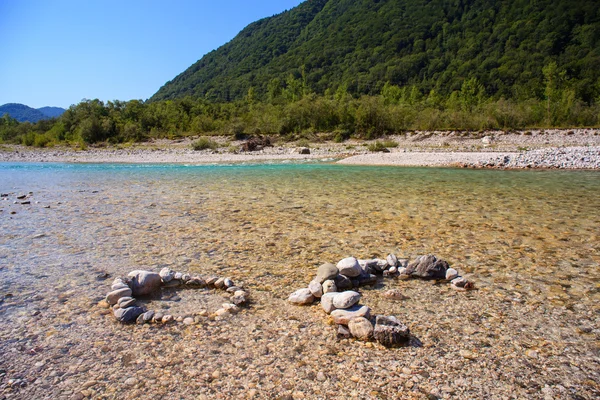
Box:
(181, 274, 191, 282)
(308, 280, 323, 298)
(332, 291, 361, 309)
(348, 317, 374, 340)
(161, 315, 173, 324)
(142, 310, 155, 322)
(337, 257, 362, 277)
(373, 315, 410, 346)
(136, 313, 145, 324)
(113, 306, 144, 323)
(316, 263, 338, 283)
(321, 292, 337, 314)
(159, 267, 175, 282)
(322, 279, 337, 294)
(226, 286, 242, 293)
(183, 317, 194, 325)
(373, 259, 389, 272)
(397, 267, 410, 280)
(288, 288, 314, 305)
(232, 292, 247, 306)
(334, 274, 352, 290)
(386, 254, 398, 268)
(331, 305, 371, 325)
(128, 270, 162, 296)
(405, 254, 449, 279)
(298, 147, 310, 155)
(186, 277, 205, 287)
(106, 288, 132, 306)
(445, 268, 459, 281)
(174, 272, 183, 280)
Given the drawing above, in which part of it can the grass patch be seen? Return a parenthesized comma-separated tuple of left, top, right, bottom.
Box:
(191, 137, 219, 151)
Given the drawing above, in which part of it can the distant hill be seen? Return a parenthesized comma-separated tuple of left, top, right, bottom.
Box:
(37, 106, 66, 118)
(0, 103, 65, 123)
(151, 0, 600, 103)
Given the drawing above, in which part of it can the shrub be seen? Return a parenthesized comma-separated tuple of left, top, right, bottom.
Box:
(191, 137, 219, 151)
(367, 141, 391, 152)
(379, 139, 398, 148)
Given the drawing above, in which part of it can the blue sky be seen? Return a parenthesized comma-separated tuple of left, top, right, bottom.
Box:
(0, 0, 304, 108)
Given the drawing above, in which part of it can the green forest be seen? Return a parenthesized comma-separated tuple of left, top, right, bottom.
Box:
(1, 0, 599, 147)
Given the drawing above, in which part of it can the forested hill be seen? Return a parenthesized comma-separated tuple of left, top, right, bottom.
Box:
(0, 104, 65, 123)
(151, 0, 600, 104)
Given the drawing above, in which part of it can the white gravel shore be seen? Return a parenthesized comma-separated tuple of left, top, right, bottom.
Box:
(1, 129, 599, 169)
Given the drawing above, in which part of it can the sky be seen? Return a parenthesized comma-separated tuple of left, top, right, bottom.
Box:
(0, 0, 304, 109)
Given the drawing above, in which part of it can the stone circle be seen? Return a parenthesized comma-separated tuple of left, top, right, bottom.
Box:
(288, 253, 475, 347)
(103, 267, 249, 325)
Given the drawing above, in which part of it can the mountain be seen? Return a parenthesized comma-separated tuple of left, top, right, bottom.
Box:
(151, 0, 600, 104)
(37, 106, 66, 118)
(0, 103, 65, 123)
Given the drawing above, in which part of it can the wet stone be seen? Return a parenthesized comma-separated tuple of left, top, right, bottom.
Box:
(142, 310, 155, 322)
(373, 315, 410, 347)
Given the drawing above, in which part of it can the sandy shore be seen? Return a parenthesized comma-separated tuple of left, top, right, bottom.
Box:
(1, 129, 599, 168)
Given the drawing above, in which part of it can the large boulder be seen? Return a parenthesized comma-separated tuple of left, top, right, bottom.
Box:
(336, 257, 362, 278)
(373, 315, 410, 347)
(405, 254, 449, 279)
(128, 270, 162, 296)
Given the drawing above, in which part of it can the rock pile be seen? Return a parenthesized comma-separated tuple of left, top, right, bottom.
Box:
(289, 254, 474, 346)
(104, 268, 249, 324)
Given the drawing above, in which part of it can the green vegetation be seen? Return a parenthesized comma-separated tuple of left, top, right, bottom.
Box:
(191, 136, 219, 151)
(367, 141, 392, 152)
(2, 0, 600, 147)
(152, 0, 600, 106)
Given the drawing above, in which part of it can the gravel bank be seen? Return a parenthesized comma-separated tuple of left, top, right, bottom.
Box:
(1, 129, 599, 168)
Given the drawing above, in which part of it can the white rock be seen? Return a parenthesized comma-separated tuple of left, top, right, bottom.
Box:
(223, 278, 234, 288)
(308, 280, 323, 298)
(183, 317, 194, 325)
(288, 288, 314, 305)
(386, 254, 398, 268)
(321, 292, 337, 314)
(331, 305, 371, 325)
(214, 277, 226, 289)
(336, 257, 362, 277)
(174, 272, 183, 280)
(322, 279, 337, 294)
(446, 268, 459, 281)
(159, 267, 175, 282)
(332, 290, 361, 309)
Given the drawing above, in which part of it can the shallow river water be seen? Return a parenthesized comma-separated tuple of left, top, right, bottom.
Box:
(0, 162, 599, 399)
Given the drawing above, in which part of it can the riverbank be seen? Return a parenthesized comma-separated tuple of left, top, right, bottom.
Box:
(1, 129, 599, 168)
